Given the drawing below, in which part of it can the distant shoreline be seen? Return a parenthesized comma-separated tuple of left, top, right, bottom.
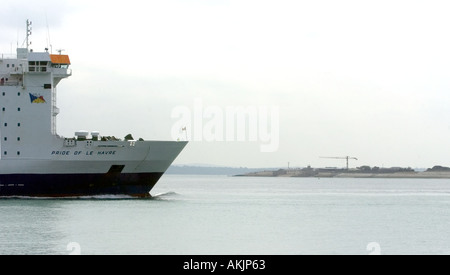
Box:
(166, 165, 277, 176)
(168, 165, 450, 178)
(236, 171, 450, 179)
(236, 166, 450, 179)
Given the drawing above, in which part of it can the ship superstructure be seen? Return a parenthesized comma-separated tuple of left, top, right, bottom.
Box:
(0, 22, 187, 197)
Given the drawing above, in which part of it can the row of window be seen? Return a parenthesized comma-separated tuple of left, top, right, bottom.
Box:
(2, 108, 21, 111)
(3, 151, 21, 156)
(3, 123, 21, 127)
(29, 66, 47, 72)
(4, 62, 50, 67)
(28, 61, 47, 66)
(2, 92, 22, 96)
(3, 137, 21, 141)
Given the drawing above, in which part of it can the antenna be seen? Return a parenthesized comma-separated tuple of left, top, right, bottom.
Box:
(46, 14, 52, 54)
(26, 19, 32, 51)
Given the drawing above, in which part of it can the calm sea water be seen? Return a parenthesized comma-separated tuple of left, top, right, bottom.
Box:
(1, 174, 450, 255)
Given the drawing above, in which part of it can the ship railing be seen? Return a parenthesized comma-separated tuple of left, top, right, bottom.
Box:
(0, 81, 20, 86)
(52, 67, 72, 76)
(0, 54, 17, 60)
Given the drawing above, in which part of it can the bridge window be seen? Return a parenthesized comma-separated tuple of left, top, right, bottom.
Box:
(29, 61, 49, 72)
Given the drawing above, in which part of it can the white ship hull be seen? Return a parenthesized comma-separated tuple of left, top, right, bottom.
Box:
(0, 140, 187, 174)
(0, 140, 188, 197)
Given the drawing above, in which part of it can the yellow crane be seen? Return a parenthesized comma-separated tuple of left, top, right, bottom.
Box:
(320, 156, 358, 170)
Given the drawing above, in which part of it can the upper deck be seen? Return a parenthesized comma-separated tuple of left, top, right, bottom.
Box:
(0, 48, 71, 87)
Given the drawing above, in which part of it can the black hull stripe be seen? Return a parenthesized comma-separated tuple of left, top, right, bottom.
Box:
(0, 172, 164, 197)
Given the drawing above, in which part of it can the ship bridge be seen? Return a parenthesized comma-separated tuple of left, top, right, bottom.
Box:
(0, 49, 72, 87)
(49, 54, 71, 85)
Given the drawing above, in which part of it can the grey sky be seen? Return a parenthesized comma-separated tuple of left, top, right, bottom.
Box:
(2, 0, 450, 169)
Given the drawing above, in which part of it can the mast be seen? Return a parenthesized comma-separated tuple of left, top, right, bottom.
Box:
(26, 20, 32, 51)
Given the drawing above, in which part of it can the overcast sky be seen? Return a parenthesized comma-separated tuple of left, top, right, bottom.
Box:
(2, 0, 450, 169)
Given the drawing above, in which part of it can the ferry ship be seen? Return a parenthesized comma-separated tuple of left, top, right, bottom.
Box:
(0, 21, 187, 197)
